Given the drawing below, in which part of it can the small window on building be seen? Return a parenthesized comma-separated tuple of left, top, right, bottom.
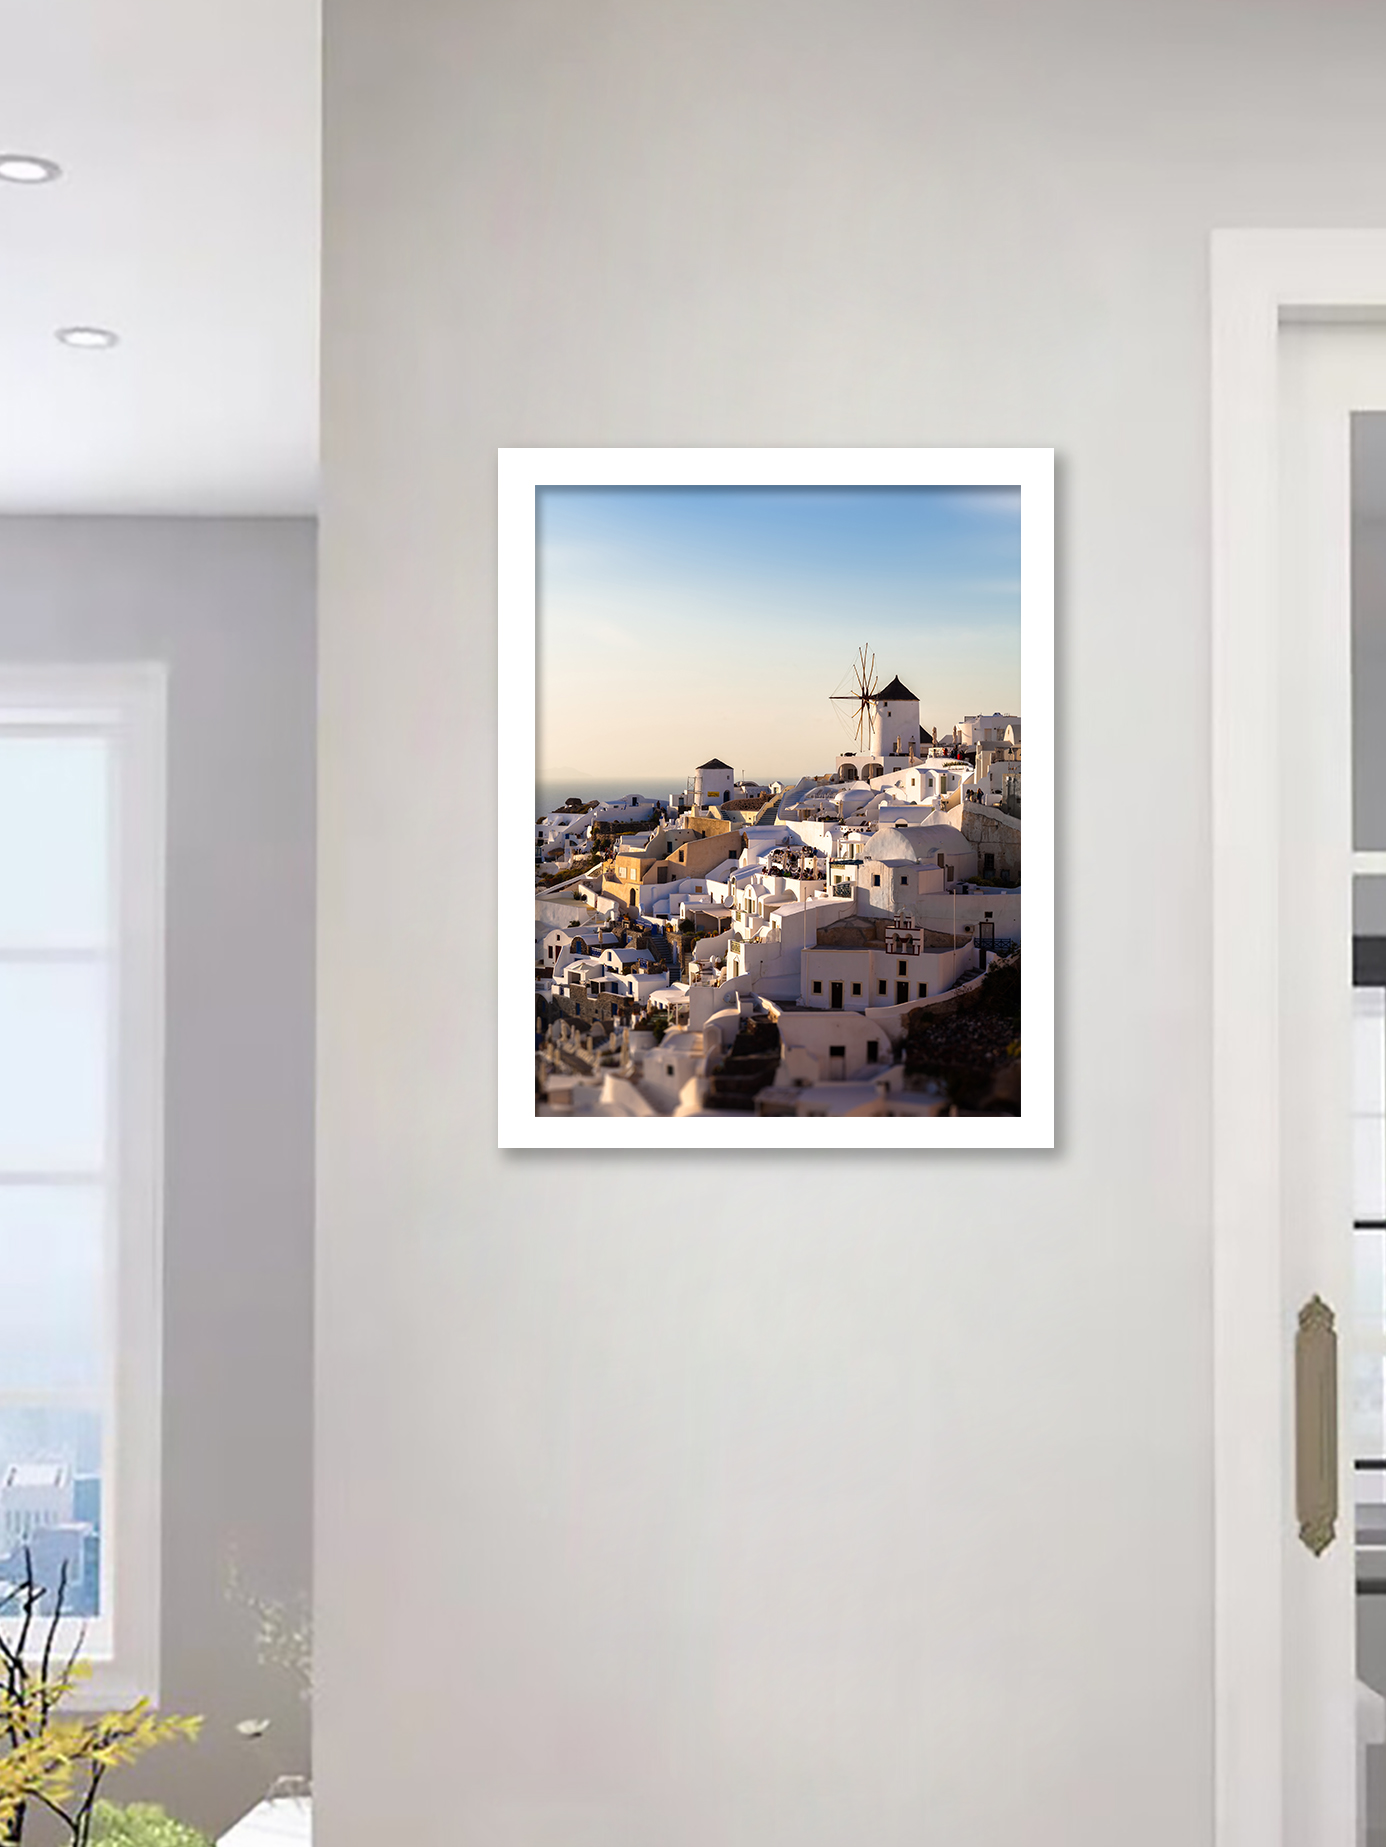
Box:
(666, 1064, 674, 1077)
(812, 980, 822, 994)
(866, 1040, 879, 1063)
(829, 1046, 845, 1059)
(898, 960, 907, 975)
(851, 982, 861, 996)
(938, 853, 945, 867)
(901, 876, 908, 887)
(983, 853, 995, 874)
(918, 982, 928, 998)
(877, 979, 887, 995)
(872, 873, 881, 887)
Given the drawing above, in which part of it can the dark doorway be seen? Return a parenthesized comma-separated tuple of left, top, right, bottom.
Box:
(896, 981, 909, 1005)
(830, 981, 843, 1009)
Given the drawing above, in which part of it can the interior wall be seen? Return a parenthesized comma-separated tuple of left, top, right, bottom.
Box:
(0, 517, 315, 1837)
(318, 4, 1386, 1843)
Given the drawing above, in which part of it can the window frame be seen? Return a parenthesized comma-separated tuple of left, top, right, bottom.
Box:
(0, 664, 166, 1710)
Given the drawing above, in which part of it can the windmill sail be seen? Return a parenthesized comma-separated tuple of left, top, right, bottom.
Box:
(829, 645, 879, 749)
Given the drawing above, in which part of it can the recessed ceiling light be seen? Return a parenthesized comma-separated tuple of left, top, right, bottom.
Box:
(0, 154, 62, 185)
(55, 326, 120, 351)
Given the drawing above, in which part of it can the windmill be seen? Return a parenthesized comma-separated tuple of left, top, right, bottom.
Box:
(830, 645, 879, 751)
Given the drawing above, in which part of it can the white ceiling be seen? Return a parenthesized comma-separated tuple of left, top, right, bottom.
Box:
(0, 0, 319, 515)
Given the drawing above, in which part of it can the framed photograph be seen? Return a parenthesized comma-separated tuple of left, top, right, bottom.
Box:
(499, 447, 1053, 1149)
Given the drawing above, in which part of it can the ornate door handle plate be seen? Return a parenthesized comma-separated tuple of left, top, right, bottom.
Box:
(1296, 1293, 1339, 1557)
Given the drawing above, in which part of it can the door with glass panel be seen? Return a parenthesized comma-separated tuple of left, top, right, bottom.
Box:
(1353, 414, 1386, 1847)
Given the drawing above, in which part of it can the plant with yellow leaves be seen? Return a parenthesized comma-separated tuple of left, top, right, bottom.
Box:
(0, 1552, 202, 1846)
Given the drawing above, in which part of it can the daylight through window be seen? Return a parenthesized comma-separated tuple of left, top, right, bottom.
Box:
(0, 668, 164, 1701)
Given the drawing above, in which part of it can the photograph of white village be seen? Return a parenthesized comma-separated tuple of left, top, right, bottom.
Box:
(533, 485, 1023, 1120)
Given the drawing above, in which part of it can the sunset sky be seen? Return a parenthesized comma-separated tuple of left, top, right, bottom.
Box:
(536, 483, 1021, 799)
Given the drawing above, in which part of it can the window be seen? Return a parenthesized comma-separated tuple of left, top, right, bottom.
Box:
(900, 876, 908, 887)
(872, 874, 881, 887)
(812, 980, 822, 994)
(898, 960, 907, 975)
(918, 982, 928, 997)
(666, 1065, 675, 1077)
(851, 982, 861, 996)
(866, 1040, 878, 1063)
(877, 979, 887, 995)
(0, 667, 164, 1707)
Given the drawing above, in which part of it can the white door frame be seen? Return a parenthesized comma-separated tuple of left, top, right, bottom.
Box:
(1214, 230, 1386, 1847)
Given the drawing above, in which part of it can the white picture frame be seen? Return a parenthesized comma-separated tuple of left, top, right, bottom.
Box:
(499, 446, 1054, 1149)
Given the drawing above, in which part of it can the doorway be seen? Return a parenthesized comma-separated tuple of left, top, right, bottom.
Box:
(1351, 415, 1386, 1847)
(1213, 231, 1386, 1847)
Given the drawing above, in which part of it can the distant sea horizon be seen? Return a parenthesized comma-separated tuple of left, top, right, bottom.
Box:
(535, 774, 803, 818)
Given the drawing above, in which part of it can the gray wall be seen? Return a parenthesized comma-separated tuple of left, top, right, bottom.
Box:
(0, 519, 315, 1837)
(317, 4, 1386, 1845)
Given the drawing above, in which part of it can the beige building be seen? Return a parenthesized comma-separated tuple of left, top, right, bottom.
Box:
(604, 821, 745, 910)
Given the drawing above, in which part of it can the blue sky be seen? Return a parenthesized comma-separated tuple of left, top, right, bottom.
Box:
(536, 484, 1021, 792)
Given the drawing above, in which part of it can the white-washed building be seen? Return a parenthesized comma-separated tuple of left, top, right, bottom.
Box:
(724, 893, 857, 996)
(854, 823, 979, 915)
(590, 795, 660, 828)
(958, 712, 1021, 750)
(801, 913, 978, 1013)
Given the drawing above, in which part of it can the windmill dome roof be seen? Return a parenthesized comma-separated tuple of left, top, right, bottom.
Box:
(873, 675, 918, 702)
(697, 757, 733, 771)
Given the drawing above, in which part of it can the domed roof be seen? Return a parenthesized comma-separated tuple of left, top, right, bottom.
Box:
(697, 757, 732, 771)
(863, 822, 961, 864)
(872, 675, 917, 702)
